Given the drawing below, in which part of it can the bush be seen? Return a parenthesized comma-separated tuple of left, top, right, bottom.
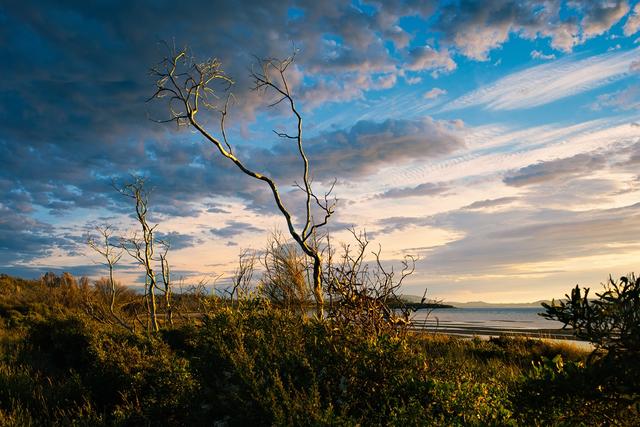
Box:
(187, 306, 433, 425)
(542, 274, 640, 358)
(542, 274, 640, 403)
(8, 314, 197, 425)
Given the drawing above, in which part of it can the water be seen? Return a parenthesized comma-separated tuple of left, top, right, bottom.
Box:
(411, 307, 564, 331)
(405, 306, 591, 343)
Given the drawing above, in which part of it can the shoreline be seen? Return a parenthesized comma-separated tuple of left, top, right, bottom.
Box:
(409, 322, 594, 350)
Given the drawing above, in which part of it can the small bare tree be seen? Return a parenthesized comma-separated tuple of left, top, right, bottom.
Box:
(150, 46, 335, 317)
(230, 249, 257, 303)
(88, 225, 123, 313)
(116, 177, 160, 332)
(325, 230, 417, 336)
(87, 225, 132, 331)
(157, 239, 174, 326)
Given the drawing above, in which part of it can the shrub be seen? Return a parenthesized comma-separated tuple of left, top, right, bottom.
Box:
(542, 274, 640, 358)
(542, 275, 640, 402)
(188, 305, 433, 425)
(15, 315, 197, 425)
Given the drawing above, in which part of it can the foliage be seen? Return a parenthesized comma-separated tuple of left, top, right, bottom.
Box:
(0, 273, 638, 425)
(542, 274, 640, 357)
(542, 274, 640, 406)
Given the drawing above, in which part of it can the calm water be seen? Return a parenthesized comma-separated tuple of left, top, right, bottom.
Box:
(411, 307, 565, 331)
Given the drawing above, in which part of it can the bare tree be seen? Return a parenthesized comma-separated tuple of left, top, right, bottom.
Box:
(88, 225, 123, 313)
(87, 225, 133, 331)
(230, 249, 257, 303)
(325, 229, 417, 335)
(116, 177, 160, 332)
(157, 239, 174, 326)
(150, 46, 335, 317)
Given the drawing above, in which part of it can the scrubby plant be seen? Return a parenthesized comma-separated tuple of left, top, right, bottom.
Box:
(4, 314, 197, 425)
(2, 271, 637, 425)
(542, 274, 640, 358)
(542, 275, 640, 400)
(258, 233, 312, 315)
(188, 305, 433, 425)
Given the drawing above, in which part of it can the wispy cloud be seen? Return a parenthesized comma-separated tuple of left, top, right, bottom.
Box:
(442, 48, 640, 112)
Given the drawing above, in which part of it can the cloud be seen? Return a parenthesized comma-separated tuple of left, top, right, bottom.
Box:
(433, 0, 575, 59)
(462, 197, 518, 210)
(0, 206, 83, 265)
(386, 202, 640, 277)
(425, 202, 640, 274)
(443, 48, 640, 111)
(530, 50, 556, 60)
(0, 0, 437, 213)
(301, 117, 466, 179)
(590, 84, 640, 111)
(503, 153, 607, 187)
(406, 46, 456, 74)
(210, 220, 263, 238)
(432, 0, 629, 61)
(373, 182, 450, 199)
(154, 231, 203, 250)
(423, 88, 447, 99)
(624, 3, 640, 36)
(578, 0, 630, 40)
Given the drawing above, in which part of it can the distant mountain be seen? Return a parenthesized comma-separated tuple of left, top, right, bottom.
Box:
(399, 295, 552, 309)
(445, 300, 551, 309)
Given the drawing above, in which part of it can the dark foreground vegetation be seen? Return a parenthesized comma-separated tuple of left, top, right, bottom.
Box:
(0, 273, 637, 426)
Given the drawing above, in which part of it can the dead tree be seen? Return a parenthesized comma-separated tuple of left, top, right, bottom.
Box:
(230, 249, 257, 303)
(87, 225, 133, 331)
(157, 239, 174, 326)
(325, 229, 417, 335)
(117, 177, 160, 332)
(150, 47, 335, 317)
(88, 225, 123, 313)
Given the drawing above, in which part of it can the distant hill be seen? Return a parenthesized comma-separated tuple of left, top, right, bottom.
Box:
(399, 295, 552, 309)
(445, 300, 551, 309)
(395, 295, 454, 309)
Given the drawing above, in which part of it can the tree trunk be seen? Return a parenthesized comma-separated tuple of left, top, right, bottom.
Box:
(312, 255, 324, 318)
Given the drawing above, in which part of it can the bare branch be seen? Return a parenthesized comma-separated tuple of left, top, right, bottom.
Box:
(151, 46, 334, 317)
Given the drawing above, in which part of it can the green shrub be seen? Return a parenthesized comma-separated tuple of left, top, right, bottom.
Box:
(187, 306, 433, 425)
(542, 275, 640, 406)
(7, 314, 197, 425)
(542, 274, 640, 358)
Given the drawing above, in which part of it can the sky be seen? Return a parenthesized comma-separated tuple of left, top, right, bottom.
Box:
(2, 0, 640, 302)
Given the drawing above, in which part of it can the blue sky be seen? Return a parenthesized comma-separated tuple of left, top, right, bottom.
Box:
(2, 0, 640, 302)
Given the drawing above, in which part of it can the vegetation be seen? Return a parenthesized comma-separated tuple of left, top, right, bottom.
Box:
(542, 274, 640, 409)
(0, 272, 637, 426)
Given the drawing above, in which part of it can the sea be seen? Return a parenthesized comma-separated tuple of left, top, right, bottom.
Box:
(408, 307, 581, 341)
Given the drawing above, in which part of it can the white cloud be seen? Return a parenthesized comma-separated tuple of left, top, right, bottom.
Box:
(530, 50, 556, 60)
(406, 46, 456, 74)
(423, 87, 447, 99)
(442, 48, 640, 111)
(624, 3, 640, 36)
